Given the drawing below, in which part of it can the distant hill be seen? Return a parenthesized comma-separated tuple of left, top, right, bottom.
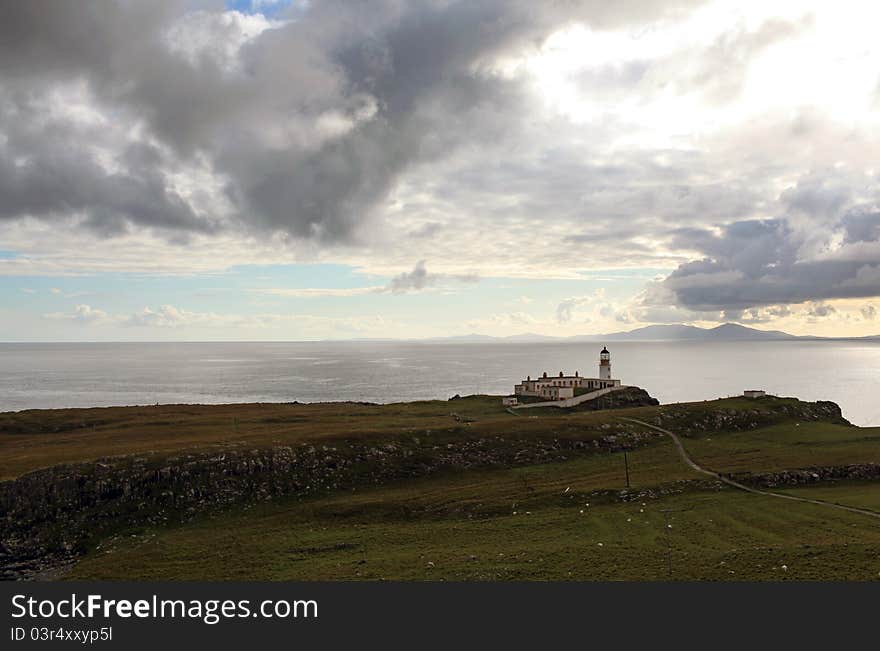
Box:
(355, 324, 877, 343)
(594, 323, 798, 341)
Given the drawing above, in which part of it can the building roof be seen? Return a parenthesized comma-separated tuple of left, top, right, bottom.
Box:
(518, 375, 604, 383)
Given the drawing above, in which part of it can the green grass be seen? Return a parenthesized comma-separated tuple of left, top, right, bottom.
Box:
(6, 394, 880, 581)
(0, 396, 519, 479)
(681, 422, 880, 474)
(68, 470, 880, 581)
(2, 394, 822, 480)
(779, 482, 880, 512)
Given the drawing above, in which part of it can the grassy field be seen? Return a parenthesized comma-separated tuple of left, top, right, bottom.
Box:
(3, 395, 879, 580)
(0, 394, 823, 480)
(0, 396, 517, 480)
(68, 449, 880, 581)
(682, 421, 880, 474)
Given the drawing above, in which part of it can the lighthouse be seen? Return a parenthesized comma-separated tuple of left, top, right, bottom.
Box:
(599, 346, 611, 380)
(511, 344, 621, 401)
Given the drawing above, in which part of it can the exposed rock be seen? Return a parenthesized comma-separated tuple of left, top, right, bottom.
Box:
(0, 427, 659, 580)
(653, 398, 849, 437)
(731, 463, 880, 488)
(569, 386, 659, 411)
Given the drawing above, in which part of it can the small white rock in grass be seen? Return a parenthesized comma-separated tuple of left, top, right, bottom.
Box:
(781, 565, 788, 571)
(626, 517, 632, 522)
(639, 509, 644, 513)
(579, 510, 584, 514)
(597, 542, 604, 547)
(667, 524, 673, 529)
(564, 487, 571, 493)
(427, 561, 435, 568)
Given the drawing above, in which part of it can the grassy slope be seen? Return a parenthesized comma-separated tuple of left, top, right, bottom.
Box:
(68, 455, 880, 581)
(0, 395, 815, 480)
(0, 396, 517, 480)
(4, 395, 880, 580)
(682, 422, 880, 473)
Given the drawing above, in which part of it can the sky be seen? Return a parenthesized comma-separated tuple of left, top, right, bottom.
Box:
(1, 0, 879, 341)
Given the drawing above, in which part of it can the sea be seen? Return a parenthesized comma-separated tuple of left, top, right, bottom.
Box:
(0, 340, 878, 426)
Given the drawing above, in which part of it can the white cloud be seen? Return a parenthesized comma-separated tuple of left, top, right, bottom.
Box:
(45, 304, 112, 324)
(4, 1, 880, 338)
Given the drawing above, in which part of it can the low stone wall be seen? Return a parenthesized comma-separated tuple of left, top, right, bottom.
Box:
(0, 426, 658, 580)
(732, 463, 880, 488)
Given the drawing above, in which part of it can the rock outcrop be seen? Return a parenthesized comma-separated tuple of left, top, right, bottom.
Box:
(652, 397, 848, 437)
(731, 463, 880, 488)
(570, 386, 659, 411)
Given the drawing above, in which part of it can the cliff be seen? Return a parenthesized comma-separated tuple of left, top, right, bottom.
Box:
(0, 395, 856, 580)
(1, 422, 655, 580)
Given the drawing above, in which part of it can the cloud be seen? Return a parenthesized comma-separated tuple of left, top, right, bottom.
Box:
(388, 260, 431, 293)
(45, 304, 112, 324)
(125, 304, 192, 328)
(5, 1, 880, 339)
(556, 289, 620, 324)
(0, 1, 703, 244)
(95, 303, 396, 336)
(862, 305, 877, 320)
(806, 302, 836, 318)
(387, 260, 478, 294)
(252, 261, 478, 298)
(652, 168, 880, 314)
(557, 296, 592, 323)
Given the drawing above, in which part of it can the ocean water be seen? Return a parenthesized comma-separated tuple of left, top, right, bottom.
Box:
(0, 340, 878, 426)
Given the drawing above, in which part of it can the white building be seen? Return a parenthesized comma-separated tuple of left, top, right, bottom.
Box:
(513, 347, 621, 401)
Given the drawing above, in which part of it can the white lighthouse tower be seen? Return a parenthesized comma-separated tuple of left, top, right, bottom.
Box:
(599, 346, 611, 380)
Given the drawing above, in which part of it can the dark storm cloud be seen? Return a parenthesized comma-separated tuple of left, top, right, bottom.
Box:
(655, 206, 880, 312)
(0, 120, 215, 235)
(0, 0, 704, 242)
(386, 260, 478, 293)
(841, 208, 880, 244)
(388, 260, 432, 293)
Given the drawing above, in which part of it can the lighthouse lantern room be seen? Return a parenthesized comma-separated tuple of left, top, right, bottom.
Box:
(599, 346, 611, 380)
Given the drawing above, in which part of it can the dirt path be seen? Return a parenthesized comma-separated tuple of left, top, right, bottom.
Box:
(619, 417, 880, 521)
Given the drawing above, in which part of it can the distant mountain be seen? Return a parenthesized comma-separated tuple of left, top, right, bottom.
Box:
(586, 323, 798, 341)
(594, 324, 707, 341)
(704, 323, 795, 340)
(413, 323, 877, 343)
